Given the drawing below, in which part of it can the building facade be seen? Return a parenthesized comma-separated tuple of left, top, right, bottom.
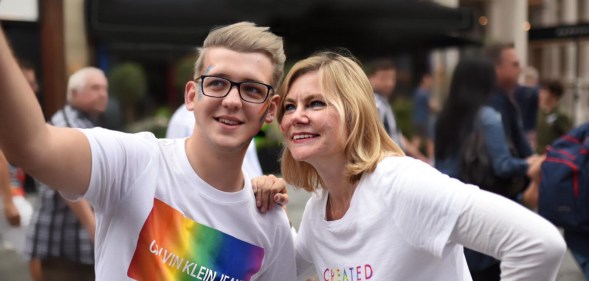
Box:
(435, 0, 589, 125)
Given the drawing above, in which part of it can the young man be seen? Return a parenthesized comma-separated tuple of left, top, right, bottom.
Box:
(0, 21, 296, 280)
(535, 79, 572, 154)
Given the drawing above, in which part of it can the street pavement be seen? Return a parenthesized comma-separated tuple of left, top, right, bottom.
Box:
(0, 189, 585, 281)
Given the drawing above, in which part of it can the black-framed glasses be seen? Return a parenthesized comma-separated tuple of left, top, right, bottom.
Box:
(196, 75, 273, 104)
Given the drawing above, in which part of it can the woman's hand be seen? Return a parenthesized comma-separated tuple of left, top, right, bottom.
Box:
(252, 174, 289, 213)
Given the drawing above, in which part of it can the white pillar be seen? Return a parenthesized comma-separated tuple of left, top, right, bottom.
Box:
(541, 0, 560, 80)
(430, 0, 460, 104)
(579, 0, 589, 124)
(561, 0, 581, 124)
(433, 0, 459, 7)
(579, 40, 589, 124)
(487, 0, 528, 67)
(547, 45, 562, 80)
(542, 0, 559, 26)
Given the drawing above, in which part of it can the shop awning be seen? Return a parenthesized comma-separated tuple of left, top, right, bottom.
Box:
(87, 0, 477, 59)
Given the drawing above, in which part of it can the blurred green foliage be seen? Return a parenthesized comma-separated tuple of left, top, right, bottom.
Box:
(108, 62, 148, 105)
(392, 97, 414, 138)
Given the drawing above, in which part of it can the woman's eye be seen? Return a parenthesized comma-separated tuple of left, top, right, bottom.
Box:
(309, 100, 326, 108)
(284, 104, 296, 112)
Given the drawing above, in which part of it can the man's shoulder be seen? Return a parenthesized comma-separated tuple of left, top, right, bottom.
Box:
(515, 85, 539, 98)
(257, 204, 291, 226)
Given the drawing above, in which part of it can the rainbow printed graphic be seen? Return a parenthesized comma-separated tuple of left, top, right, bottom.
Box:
(128, 199, 264, 281)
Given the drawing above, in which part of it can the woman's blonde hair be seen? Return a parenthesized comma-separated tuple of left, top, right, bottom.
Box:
(277, 52, 404, 192)
(193, 22, 286, 88)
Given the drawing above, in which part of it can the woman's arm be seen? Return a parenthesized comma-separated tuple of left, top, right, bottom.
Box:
(450, 189, 565, 280)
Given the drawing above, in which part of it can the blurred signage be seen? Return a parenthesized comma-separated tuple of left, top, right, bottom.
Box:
(529, 23, 589, 41)
(0, 0, 38, 22)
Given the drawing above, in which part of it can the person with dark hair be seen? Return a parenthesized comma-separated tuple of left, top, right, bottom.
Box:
(435, 57, 543, 281)
(535, 79, 572, 154)
(484, 43, 534, 163)
(275, 52, 564, 280)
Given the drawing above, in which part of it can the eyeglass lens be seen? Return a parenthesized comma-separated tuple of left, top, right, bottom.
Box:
(202, 76, 269, 103)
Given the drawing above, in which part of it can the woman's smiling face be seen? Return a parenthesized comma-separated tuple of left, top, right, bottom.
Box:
(280, 71, 346, 166)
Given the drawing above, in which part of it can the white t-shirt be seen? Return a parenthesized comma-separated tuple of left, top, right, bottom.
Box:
(296, 156, 566, 281)
(80, 128, 296, 281)
(166, 105, 263, 178)
(296, 156, 472, 280)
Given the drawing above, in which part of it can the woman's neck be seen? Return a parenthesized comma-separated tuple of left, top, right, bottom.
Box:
(315, 160, 358, 221)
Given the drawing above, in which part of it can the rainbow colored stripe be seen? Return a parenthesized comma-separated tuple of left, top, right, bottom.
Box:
(128, 199, 264, 280)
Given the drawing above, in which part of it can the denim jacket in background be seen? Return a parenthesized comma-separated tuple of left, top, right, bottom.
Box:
(488, 87, 534, 158)
(435, 106, 528, 180)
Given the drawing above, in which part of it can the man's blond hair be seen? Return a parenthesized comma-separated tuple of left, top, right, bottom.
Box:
(193, 22, 286, 88)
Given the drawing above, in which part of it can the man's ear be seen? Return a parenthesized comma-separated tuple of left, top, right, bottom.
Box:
(185, 81, 197, 111)
(71, 89, 79, 99)
(264, 94, 281, 123)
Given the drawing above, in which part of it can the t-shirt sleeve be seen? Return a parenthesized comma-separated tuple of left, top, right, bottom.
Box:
(80, 128, 159, 213)
(449, 189, 566, 280)
(380, 157, 477, 257)
(256, 209, 297, 281)
(166, 106, 194, 139)
(294, 205, 314, 279)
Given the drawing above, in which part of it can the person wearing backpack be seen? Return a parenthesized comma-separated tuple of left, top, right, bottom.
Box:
(526, 123, 589, 280)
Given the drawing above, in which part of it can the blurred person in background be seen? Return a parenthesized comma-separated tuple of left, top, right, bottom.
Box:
(24, 67, 107, 281)
(10, 59, 43, 281)
(0, 150, 33, 255)
(484, 43, 535, 165)
(516, 66, 540, 149)
(365, 59, 430, 163)
(435, 57, 543, 281)
(521, 79, 572, 216)
(411, 72, 438, 160)
(535, 79, 572, 154)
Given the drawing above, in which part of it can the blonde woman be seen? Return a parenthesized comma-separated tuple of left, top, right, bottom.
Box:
(276, 52, 565, 280)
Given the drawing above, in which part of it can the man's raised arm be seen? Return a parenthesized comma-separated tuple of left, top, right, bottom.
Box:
(0, 24, 92, 196)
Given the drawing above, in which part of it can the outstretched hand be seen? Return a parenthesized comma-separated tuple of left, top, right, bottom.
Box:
(252, 174, 289, 213)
